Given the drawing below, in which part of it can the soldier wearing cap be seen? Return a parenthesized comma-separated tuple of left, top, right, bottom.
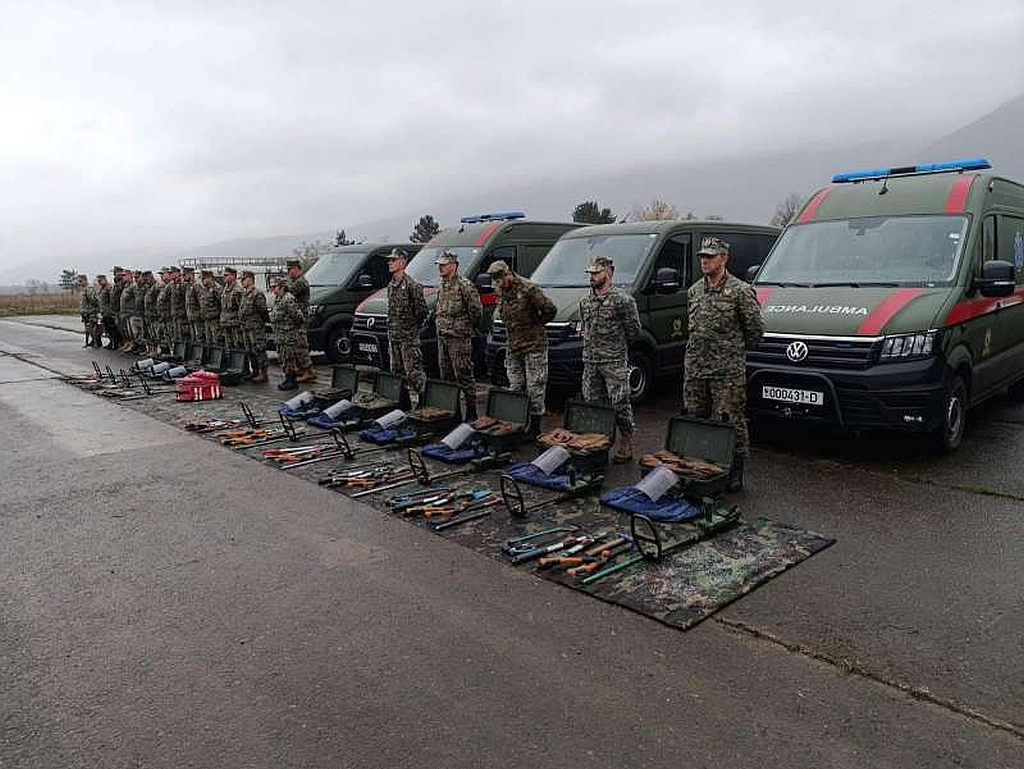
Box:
(78, 274, 101, 348)
(144, 270, 162, 356)
(579, 256, 641, 462)
(239, 270, 270, 383)
(385, 248, 428, 408)
(182, 266, 203, 344)
(95, 274, 116, 349)
(168, 266, 188, 345)
(199, 269, 222, 345)
(107, 268, 125, 350)
(118, 270, 137, 352)
(127, 270, 145, 354)
(435, 249, 483, 420)
(487, 259, 556, 434)
(685, 236, 764, 491)
(154, 268, 173, 353)
(270, 276, 305, 390)
(220, 267, 244, 349)
(285, 258, 316, 383)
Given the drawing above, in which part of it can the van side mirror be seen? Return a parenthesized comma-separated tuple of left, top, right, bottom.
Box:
(746, 264, 761, 282)
(652, 267, 680, 294)
(975, 260, 1015, 297)
(474, 273, 494, 295)
(355, 273, 374, 290)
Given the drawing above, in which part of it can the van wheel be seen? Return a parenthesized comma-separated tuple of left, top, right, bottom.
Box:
(628, 350, 653, 403)
(325, 327, 351, 363)
(930, 374, 967, 454)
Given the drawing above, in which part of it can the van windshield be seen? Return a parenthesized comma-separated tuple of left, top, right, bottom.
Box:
(530, 233, 658, 287)
(405, 246, 480, 287)
(757, 215, 969, 287)
(304, 251, 368, 286)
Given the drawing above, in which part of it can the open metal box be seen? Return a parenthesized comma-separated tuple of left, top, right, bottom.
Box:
(474, 388, 530, 450)
(406, 379, 460, 434)
(313, 366, 359, 406)
(655, 415, 736, 498)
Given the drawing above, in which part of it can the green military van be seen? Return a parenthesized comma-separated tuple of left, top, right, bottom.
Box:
(487, 220, 779, 401)
(747, 157, 1024, 452)
(350, 213, 579, 373)
(302, 243, 421, 361)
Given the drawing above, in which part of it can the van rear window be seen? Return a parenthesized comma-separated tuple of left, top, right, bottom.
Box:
(757, 215, 968, 287)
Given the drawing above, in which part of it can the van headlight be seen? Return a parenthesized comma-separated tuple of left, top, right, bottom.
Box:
(879, 330, 939, 361)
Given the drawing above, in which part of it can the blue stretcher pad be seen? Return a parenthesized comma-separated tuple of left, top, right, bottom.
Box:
(421, 442, 486, 464)
(600, 487, 703, 521)
(504, 462, 574, 491)
(279, 405, 320, 419)
(358, 426, 417, 445)
(307, 411, 359, 430)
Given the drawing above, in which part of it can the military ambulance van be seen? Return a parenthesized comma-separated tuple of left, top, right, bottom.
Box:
(302, 243, 421, 361)
(747, 158, 1024, 452)
(487, 220, 779, 401)
(350, 213, 579, 373)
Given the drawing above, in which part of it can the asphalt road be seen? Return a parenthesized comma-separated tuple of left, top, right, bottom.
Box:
(1, 317, 1021, 768)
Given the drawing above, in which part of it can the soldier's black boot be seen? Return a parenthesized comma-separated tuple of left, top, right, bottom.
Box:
(398, 386, 412, 411)
(464, 402, 478, 423)
(277, 374, 297, 391)
(727, 453, 746, 492)
(527, 414, 541, 438)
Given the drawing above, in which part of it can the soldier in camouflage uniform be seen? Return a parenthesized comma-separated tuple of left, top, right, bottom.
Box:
(107, 269, 125, 350)
(487, 259, 556, 435)
(156, 268, 175, 354)
(128, 271, 146, 354)
(435, 250, 483, 420)
(95, 274, 115, 349)
(118, 271, 137, 353)
(239, 270, 270, 383)
(220, 267, 244, 349)
(199, 270, 222, 344)
(579, 256, 641, 462)
(385, 248, 428, 409)
(78, 275, 101, 348)
(684, 236, 763, 491)
(285, 259, 316, 383)
(182, 266, 202, 344)
(144, 271, 162, 356)
(168, 266, 187, 345)
(270, 276, 305, 391)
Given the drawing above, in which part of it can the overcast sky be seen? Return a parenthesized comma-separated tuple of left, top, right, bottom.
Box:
(2, 0, 1022, 276)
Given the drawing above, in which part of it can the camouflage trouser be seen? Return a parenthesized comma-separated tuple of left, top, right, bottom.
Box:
(129, 316, 144, 342)
(294, 329, 313, 370)
(189, 319, 204, 344)
(582, 360, 634, 434)
(173, 318, 188, 343)
(245, 327, 268, 371)
(159, 317, 172, 347)
(222, 323, 242, 349)
(506, 348, 548, 416)
(389, 337, 425, 395)
(683, 376, 749, 454)
(438, 334, 475, 414)
(276, 330, 303, 374)
(204, 319, 221, 346)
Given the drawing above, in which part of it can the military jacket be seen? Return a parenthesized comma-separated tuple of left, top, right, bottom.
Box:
(145, 282, 161, 318)
(271, 292, 305, 334)
(288, 275, 310, 314)
(579, 287, 640, 364)
(169, 281, 187, 320)
(386, 272, 428, 342)
(220, 282, 243, 325)
(184, 280, 201, 320)
(98, 284, 112, 316)
(239, 287, 269, 329)
(199, 283, 222, 320)
(435, 275, 482, 338)
(109, 281, 123, 315)
(120, 282, 138, 316)
(497, 274, 556, 355)
(156, 282, 173, 320)
(80, 286, 99, 317)
(685, 272, 763, 379)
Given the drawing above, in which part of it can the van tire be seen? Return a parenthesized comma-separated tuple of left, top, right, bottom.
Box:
(929, 373, 967, 454)
(325, 327, 351, 363)
(628, 349, 653, 403)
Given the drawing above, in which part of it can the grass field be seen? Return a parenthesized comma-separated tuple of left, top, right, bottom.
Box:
(0, 293, 81, 317)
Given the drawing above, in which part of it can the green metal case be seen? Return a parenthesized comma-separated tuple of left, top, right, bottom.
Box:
(563, 399, 617, 472)
(406, 379, 460, 434)
(477, 388, 531, 449)
(661, 415, 736, 498)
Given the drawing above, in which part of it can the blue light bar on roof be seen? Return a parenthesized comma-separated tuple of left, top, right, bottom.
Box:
(832, 157, 991, 184)
(459, 211, 526, 224)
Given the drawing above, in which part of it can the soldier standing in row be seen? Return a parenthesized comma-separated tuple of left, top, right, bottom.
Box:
(144, 271, 162, 356)
(286, 259, 316, 383)
(385, 248, 427, 409)
(239, 270, 269, 384)
(96, 274, 115, 349)
(169, 266, 187, 345)
(220, 267, 243, 349)
(107, 269, 124, 350)
(435, 250, 482, 421)
(684, 236, 764, 491)
(199, 270, 221, 344)
(156, 268, 174, 354)
(270, 277, 305, 391)
(183, 266, 203, 344)
(487, 259, 556, 435)
(579, 256, 641, 463)
(78, 275, 101, 348)
(119, 271, 137, 352)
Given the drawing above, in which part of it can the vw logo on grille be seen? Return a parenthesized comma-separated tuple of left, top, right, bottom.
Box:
(366, 317, 375, 329)
(786, 341, 809, 363)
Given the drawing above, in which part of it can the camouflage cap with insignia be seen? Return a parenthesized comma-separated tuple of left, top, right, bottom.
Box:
(224, 266, 237, 275)
(241, 270, 255, 280)
(270, 276, 287, 288)
(112, 265, 124, 273)
(384, 247, 407, 260)
(697, 236, 730, 256)
(200, 269, 213, 277)
(286, 259, 301, 268)
(434, 249, 458, 265)
(584, 256, 614, 273)
(486, 260, 510, 277)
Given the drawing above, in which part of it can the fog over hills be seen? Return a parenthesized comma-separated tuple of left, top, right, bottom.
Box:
(7, 92, 1022, 284)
